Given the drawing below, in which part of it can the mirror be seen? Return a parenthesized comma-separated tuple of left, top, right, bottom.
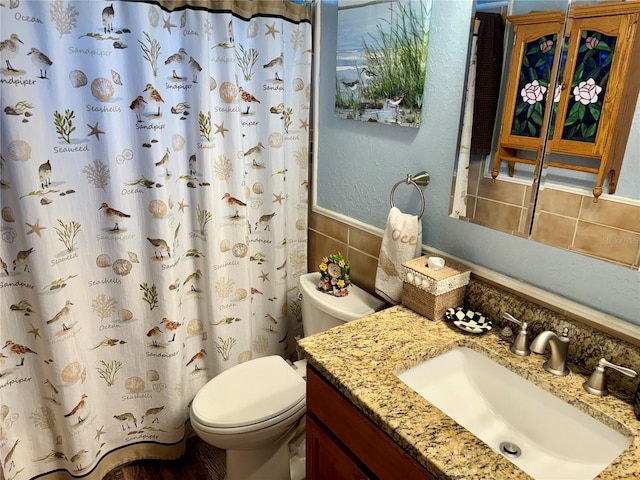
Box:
(450, 0, 640, 268)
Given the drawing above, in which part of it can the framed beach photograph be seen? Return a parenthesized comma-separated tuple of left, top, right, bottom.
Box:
(335, 0, 432, 128)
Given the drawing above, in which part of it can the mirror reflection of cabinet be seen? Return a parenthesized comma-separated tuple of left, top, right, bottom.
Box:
(492, 2, 640, 202)
(491, 11, 565, 182)
(544, 2, 640, 202)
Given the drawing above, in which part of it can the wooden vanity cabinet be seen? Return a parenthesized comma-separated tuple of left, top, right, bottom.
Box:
(306, 366, 436, 480)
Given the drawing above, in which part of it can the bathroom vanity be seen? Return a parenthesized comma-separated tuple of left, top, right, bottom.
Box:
(306, 366, 435, 479)
(298, 305, 640, 479)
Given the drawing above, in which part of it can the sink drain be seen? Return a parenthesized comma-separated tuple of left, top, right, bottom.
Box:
(499, 441, 522, 459)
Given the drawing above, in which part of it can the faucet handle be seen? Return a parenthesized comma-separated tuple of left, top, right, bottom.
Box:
(583, 358, 638, 396)
(503, 312, 526, 327)
(503, 313, 534, 356)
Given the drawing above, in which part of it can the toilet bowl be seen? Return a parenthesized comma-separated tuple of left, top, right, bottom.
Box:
(190, 272, 385, 480)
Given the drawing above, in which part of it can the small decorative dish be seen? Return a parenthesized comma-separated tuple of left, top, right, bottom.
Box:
(445, 307, 492, 334)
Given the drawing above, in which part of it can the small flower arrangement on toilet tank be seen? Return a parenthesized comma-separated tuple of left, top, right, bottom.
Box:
(318, 252, 350, 296)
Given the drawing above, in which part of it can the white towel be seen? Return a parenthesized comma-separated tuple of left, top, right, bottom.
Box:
(375, 207, 422, 305)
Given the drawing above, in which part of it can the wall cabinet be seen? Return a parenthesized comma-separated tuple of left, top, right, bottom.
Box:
(306, 366, 436, 480)
(491, 11, 566, 182)
(492, 2, 640, 202)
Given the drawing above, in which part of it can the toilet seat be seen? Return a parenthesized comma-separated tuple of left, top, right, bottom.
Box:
(191, 355, 306, 433)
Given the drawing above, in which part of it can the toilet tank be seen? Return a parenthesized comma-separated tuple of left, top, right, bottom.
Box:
(299, 272, 385, 336)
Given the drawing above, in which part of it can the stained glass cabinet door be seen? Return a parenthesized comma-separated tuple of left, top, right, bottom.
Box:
(545, 2, 640, 201)
(491, 11, 566, 182)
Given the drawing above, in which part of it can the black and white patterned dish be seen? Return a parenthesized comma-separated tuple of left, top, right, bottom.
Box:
(445, 307, 492, 334)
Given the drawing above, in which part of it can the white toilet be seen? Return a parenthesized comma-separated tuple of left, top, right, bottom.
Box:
(189, 272, 385, 480)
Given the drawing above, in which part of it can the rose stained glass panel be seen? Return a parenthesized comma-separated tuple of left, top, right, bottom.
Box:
(510, 34, 557, 138)
(561, 30, 617, 143)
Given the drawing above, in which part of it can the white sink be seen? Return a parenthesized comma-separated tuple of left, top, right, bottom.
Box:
(397, 346, 631, 480)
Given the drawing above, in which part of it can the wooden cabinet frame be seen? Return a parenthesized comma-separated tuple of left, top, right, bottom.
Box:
(492, 2, 640, 202)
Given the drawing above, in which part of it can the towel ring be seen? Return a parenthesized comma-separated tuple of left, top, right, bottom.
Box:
(390, 173, 427, 220)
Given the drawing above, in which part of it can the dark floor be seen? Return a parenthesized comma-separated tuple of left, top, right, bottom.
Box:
(102, 436, 225, 480)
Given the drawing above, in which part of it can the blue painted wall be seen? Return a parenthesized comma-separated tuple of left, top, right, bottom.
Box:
(315, 0, 640, 325)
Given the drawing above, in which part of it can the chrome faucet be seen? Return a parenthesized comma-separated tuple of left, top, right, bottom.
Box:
(503, 312, 534, 356)
(530, 328, 570, 376)
(583, 358, 638, 396)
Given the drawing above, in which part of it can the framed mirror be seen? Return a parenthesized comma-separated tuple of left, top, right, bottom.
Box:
(450, 0, 640, 268)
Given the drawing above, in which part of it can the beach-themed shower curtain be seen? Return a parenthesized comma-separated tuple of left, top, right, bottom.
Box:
(0, 1, 311, 478)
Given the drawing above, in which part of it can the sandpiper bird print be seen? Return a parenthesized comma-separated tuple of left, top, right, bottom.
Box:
(13, 247, 34, 272)
(46, 300, 74, 331)
(143, 83, 164, 116)
(227, 19, 234, 44)
(64, 393, 88, 423)
(102, 3, 114, 34)
(244, 141, 265, 166)
(1, 34, 23, 72)
(155, 147, 170, 176)
(3, 439, 19, 472)
(188, 153, 196, 175)
(263, 53, 283, 82)
(160, 317, 182, 342)
(265, 313, 278, 331)
(3, 340, 37, 366)
(165, 47, 187, 79)
(0, 257, 8, 275)
(189, 56, 202, 83)
(238, 86, 260, 114)
(141, 405, 165, 424)
(38, 159, 51, 189)
(27, 48, 52, 79)
(99, 202, 130, 231)
(69, 448, 89, 471)
(255, 212, 276, 231)
(342, 80, 359, 91)
(361, 66, 377, 82)
(129, 95, 147, 123)
(147, 237, 171, 258)
(222, 192, 246, 218)
(186, 349, 206, 371)
(113, 412, 137, 430)
(147, 326, 163, 347)
(386, 92, 405, 122)
(182, 269, 202, 292)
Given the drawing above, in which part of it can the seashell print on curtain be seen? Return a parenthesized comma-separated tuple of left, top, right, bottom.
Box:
(0, 1, 311, 478)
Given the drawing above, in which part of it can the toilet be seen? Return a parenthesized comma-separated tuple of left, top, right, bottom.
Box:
(189, 272, 385, 480)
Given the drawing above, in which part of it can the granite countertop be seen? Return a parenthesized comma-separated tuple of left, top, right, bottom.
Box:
(297, 305, 640, 479)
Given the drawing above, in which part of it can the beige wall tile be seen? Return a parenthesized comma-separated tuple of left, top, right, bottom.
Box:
(537, 188, 582, 217)
(308, 229, 347, 272)
(579, 198, 640, 233)
(531, 212, 577, 249)
(572, 221, 639, 267)
(347, 247, 379, 295)
(309, 211, 348, 242)
(474, 198, 522, 233)
(477, 177, 527, 206)
(349, 226, 382, 257)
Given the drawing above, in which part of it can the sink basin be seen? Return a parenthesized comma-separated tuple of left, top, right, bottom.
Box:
(397, 346, 631, 480)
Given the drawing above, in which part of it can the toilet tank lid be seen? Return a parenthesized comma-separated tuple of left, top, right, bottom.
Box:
(191, 355, 305, 428)
(299, 272, 385, 322)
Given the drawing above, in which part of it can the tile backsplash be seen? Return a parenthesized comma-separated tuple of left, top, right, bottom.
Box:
(308, 209, 640, 398)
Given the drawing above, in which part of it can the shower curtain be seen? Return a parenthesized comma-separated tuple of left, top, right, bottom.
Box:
(0, 1, 311, 478)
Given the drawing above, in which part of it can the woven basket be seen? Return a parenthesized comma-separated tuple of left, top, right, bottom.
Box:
(402, 283, 466, 321)
(401, 255, 470, 321)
